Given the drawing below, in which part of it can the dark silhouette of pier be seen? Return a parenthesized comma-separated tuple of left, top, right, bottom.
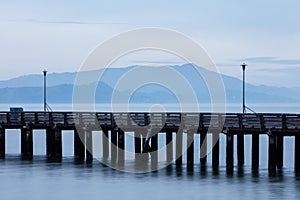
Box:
(0, 111, 300, 174)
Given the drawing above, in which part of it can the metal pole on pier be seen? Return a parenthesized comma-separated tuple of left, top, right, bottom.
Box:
(43, 69, 52, 112)
(43, 70, 47, 112)
(241, 63, 247, 114)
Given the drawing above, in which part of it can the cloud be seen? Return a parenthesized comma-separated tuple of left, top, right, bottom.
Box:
(25, 18, 127, 25)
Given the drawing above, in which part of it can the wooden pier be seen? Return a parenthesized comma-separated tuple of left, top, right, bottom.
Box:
(1, 111, 300, 174)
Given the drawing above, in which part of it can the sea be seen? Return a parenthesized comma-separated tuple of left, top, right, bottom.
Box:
(0, 103, 300, 200)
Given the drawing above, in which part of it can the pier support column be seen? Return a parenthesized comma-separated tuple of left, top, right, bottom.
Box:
(118, 128, 125, 166)
(141, 130, 149, 161)
(212, 132, 220, 169)
(46, 128, 54, 158)
(187, 130, 194, 171)
(54, 128, 62, 161)
(200, 131, 207, 165)
(85, 129, 93, 164)
(74, 129, 85, 161)
(142, 137, 146, 153)
(150, 133, 158, 167)
(74, 130, 78, 158)
(111, 129, 118, 162)
(0, 128, 5, 159)
(237, 133, 244, 166)
(21, 128, 33, 160)
(102, 129, 109, 160)
(276, 134, 284, 169)
(47, 128, 62, 162)
(252, 133, 260, 170)
(166, 130, 173, 163)
(295, 135, 300, 175)
(226, 133, 234, 173)
(175, 129, 183, 167)
(134, 132, 141, 160)
(268, 134, 277, 174)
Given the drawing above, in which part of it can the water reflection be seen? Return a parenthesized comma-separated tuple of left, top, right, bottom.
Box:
(0, 158, 300, 200)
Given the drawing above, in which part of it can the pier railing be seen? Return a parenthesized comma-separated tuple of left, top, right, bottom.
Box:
(0, 112, 300, 133)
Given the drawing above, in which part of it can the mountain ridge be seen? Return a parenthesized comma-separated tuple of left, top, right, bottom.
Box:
(0, 64, 299, 104)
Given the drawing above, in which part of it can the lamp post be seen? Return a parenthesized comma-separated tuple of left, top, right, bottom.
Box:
(241, 63, 247, 114)
(43, 70, 47, 112)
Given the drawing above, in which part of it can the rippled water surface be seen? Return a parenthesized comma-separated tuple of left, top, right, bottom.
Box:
(0, 158, 300, 200)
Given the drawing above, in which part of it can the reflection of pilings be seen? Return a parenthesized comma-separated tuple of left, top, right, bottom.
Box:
(102, 129, 109, 160)
(175, 129, 183, 167)
(74, 129, 85, 161)
(252, 133, 259, 170)
(21, 128, 33, 160)
(237, 133, 244, 166)
(200, 131, 207, 164)
(212, 132, 220, 169)
(111, 129, 118, 162)
(166, 130, 173, 163)
(187, 130, 194, 171)
(86, 129, 93, 164)
(0, 128, 5, 159)
(295, 135, 300, 175)
(118, 128, 125, 165)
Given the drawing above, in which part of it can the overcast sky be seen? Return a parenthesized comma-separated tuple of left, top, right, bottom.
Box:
(0, 0, 300, 87)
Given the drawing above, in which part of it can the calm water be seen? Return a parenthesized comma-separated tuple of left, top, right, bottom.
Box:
(1, 104, 300, 199)
(0, 159, 300, 200)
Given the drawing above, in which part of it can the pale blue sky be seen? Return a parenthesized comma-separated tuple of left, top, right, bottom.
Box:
(0, 0, 300, 87)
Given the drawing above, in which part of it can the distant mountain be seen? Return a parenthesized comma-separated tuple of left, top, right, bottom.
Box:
(0, 67, 135, 88)
(0, 64, 299, 104)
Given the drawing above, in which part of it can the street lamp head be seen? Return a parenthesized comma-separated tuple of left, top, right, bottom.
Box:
(43, 69, 47, 76)
(241, 63, 247, 71)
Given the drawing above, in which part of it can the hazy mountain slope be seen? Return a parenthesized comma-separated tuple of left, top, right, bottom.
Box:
(0, 64, 299, 104)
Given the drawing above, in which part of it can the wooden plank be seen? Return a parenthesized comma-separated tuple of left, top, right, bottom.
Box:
(0, 113, 8, 124)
